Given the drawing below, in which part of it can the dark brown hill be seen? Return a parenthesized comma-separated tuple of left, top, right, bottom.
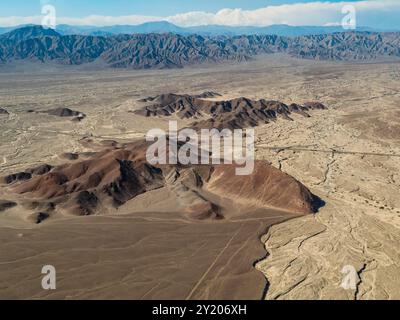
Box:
(135, 93, 326, 129)
(40, 108, 86, 121)
(138, 91, 221, 103)
(1, 139, 322, 219)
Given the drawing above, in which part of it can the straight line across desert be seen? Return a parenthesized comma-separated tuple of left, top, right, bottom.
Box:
(1, 0, 400, 304)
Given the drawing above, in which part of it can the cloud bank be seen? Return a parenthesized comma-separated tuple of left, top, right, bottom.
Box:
(168, 1, 400, 27)
(0, 0, 399, 29)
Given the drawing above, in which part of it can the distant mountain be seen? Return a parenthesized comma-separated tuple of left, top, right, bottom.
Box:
(185, 24, 375, 37)
(0, 22, 382, 37)
(100, 33, 251, 68)
(1, 25, 400, 68)
(55, 21, 187, 36)
(59, 22, 376, 37)
(288, 32, 400, 60)
(0, 25, 245, 67)
(0, 26, 112, 64)
(1, 25, 59, 42)
(54, 22, 375, 37)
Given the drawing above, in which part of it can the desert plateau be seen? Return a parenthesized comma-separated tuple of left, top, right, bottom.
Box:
(1, 48, 400, 300)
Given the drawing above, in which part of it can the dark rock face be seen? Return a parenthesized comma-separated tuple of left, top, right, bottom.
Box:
(62, 153, 80, 161)
(33, 212, 50, 224)
(2, 172, 32, 184)
(0, 200, 17, 212)
(1, 26, 400, 68)
(76, 191, 99, 216)
(27, 164, 53, 176)
(43, 108, 86, 118)
(0, 108, 9, 115)
(104, 160, 164, 206)
(135, 93, 327, 130)
(2, 165, 54, 185)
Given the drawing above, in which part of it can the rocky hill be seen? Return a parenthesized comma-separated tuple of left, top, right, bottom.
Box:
(135, 93, 326, 130)
(1, 139, 322, 221)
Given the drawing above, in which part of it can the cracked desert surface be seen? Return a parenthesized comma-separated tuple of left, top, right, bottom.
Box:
(1, 55, 400, 299)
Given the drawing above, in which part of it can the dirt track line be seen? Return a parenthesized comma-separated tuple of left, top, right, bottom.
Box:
(230, 215, 286, 222)
(24, 128, 145, 141)
(185, 223, 244, 300)
(258, 145, 400, 158)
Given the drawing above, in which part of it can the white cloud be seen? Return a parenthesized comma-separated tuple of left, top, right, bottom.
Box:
(59, 15, 161, 26)
(167, 1, 400, 27)
(0, 0, 399, 28)
(0, 14, 162, 27)
(0, 16, 43, 26)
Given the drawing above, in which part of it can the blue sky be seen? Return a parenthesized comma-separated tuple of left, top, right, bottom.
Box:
(0, 0, 365, 17)
(0, 0, 399, 29)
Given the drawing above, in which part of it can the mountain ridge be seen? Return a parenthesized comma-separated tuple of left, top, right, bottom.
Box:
(0, 22, 382, 37)
(1, 25, 400, 68)
(134, 92, 327, 130)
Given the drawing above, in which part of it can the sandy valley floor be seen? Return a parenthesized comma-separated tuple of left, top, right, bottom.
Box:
(1, 55, 400, 299)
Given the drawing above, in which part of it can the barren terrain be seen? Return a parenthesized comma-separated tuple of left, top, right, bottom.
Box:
(1, 54, 400, 299)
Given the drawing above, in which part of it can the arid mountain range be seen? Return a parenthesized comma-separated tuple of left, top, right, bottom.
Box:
(1, 26, 400, 68)
(2, 44, 400, 299)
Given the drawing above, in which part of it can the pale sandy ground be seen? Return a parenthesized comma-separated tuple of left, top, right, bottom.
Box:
(252, 61, 400, 300)
(1, 55, 400, 299)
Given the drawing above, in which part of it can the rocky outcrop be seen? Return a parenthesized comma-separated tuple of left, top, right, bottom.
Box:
(135, 93, 326, 129)
(0, 108, 9, 115)
(41, 108, 86, 121)
(0, 200, 17, 212)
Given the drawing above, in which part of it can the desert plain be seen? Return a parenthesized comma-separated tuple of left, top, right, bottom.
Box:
(1, 54, 400, 299)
